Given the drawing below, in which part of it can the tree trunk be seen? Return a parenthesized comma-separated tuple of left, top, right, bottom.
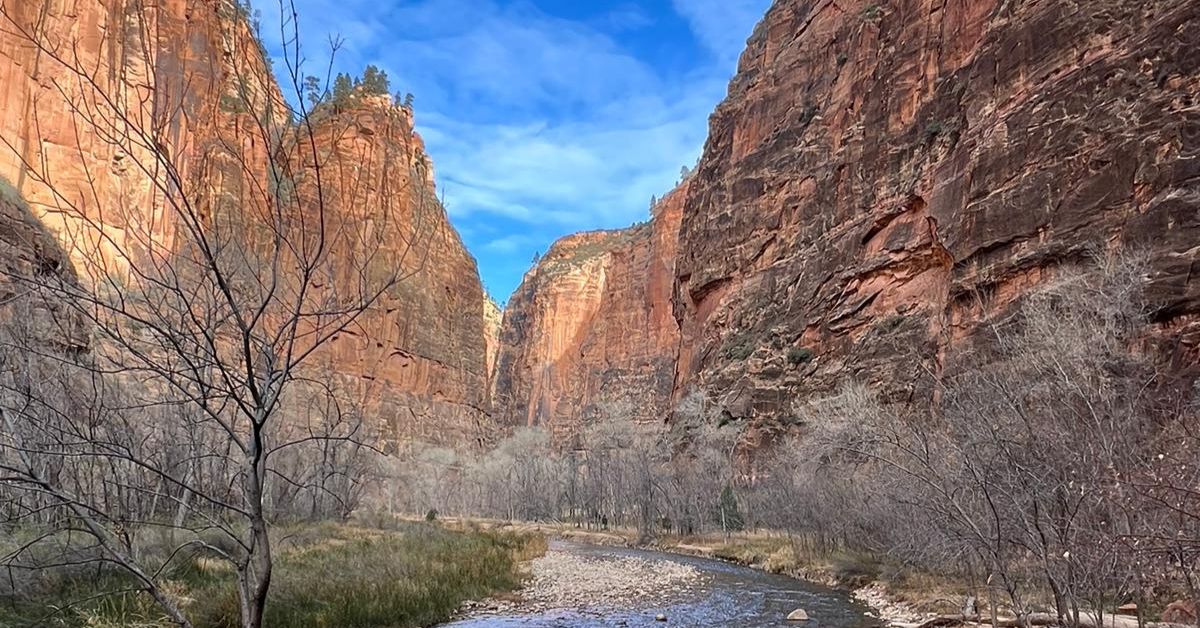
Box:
(239, 448, 273, 628)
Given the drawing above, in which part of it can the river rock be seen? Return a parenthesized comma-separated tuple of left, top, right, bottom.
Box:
(655, 613, 667, 621)
(787, 608, 810, 621)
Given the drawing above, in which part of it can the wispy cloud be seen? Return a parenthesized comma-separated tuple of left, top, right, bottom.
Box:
(258, 0, 768, 300)
(481, 234, 536, 255)
(670, 0, 769, 65)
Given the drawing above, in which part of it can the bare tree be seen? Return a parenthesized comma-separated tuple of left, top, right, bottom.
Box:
(773, 254, 1198, 625)
(0, 1, 437, 625)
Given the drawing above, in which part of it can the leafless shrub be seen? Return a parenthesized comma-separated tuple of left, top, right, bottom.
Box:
(739, 254, 1198, 623)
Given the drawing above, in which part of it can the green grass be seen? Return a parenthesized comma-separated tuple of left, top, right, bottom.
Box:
(0, 522, 545, 628)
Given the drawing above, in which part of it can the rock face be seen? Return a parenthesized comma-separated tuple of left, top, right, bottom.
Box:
(493, 0, 1199, 445)
(0, 0, 492, 449)
(492, 184, 687, 442)
(484, 297, 503, 384)
(671, 0, 1200, 434)
(300, 98, 493, 450)
(0, 189, 88, 352)
(0, 0, 284, 277)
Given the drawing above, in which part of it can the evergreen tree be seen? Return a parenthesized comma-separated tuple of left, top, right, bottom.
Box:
(360, 64, 390, 95)
(331, 73, 354, 104)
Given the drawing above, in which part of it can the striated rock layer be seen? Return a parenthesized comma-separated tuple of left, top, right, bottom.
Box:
(672, 0, 1200, 437)
(0, 0, 492, 449)
(493, 184, 688, 443)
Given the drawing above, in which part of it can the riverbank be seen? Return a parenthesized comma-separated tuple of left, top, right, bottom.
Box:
(0, 520, 545, 628)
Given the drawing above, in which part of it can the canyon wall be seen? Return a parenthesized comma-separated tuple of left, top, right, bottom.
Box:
(672, 0, 1200, 438)
(495, 0, 1199, 444)
(484, 297, 502, 384)
(0, 191, 88, 354)
(303, 98, 493, 450)
(0, 0, 492, 449)
(492, 184, 687, 443)
(0, 0, 284, 276)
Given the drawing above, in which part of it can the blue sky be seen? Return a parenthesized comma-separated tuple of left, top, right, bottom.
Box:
(257, 0, 771, 303)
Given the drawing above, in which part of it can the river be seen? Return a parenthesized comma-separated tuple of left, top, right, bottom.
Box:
(445, 540, 876, 627)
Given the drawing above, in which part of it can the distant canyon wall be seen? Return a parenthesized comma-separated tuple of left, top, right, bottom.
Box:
(0, 0, 493, 449)
(492, 183, 687, 443)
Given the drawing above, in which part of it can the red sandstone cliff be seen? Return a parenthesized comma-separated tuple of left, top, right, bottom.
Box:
(493, 0, 1198, 444)
(0, 0, 285, 275)
(0, 0, 492, 449)
(301, 96, 493, 450)
(484, 297, 502, 383)
(492, 184, 687, 443)
(672, 0, 1199, 435)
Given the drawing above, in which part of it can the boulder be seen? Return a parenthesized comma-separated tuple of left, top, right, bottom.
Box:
(787, 608, 810, 622)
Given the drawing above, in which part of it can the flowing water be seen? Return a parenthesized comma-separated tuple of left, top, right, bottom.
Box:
(445, 540, 876, 628)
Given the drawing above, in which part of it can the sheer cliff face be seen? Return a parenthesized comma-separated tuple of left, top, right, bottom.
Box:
(0, 0, 283, 275)
(673, 0, 1200, 428)
(301, 101, 493, 450)
(0, 1, 492, 449)
(484, 298, 502, 383)
(493, 184, 687, 442)
(495, 0, 1199, 442)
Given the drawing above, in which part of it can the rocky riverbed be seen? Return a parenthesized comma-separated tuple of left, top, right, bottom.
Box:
(446, 541, 873, 627)
(458, 544, 707, 619)
(853, 583, 932, 626)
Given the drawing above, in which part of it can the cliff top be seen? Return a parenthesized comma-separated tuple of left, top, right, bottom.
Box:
(531, 222, 654, 279)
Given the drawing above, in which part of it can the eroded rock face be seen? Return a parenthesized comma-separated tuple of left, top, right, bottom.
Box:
(0, 191, 88, 352)
(301, 98, 493, 450)
(0, 0, 492, 450)
(0, 0, 283, 277)
(672, 0, 1200, 435)
(493, 0, 1199, 445)
(493, 184, 687, 443)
